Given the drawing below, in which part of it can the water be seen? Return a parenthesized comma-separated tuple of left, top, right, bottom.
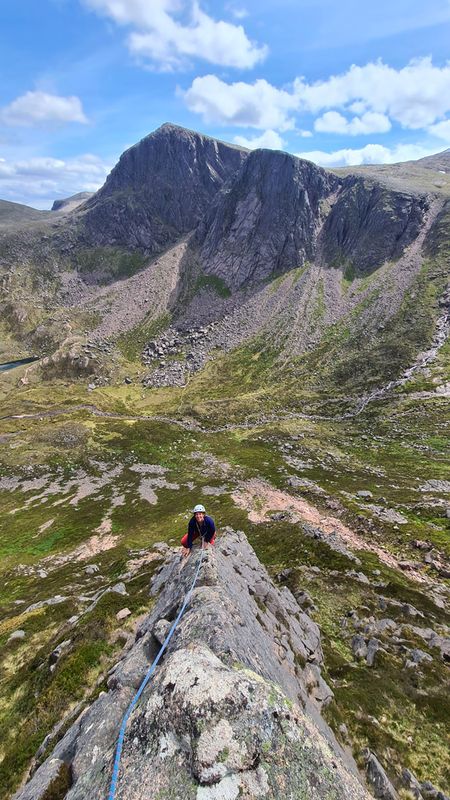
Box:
(0, 356, 39, 373)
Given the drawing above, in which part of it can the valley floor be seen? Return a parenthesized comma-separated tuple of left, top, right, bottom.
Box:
(0, 364, 449, 800)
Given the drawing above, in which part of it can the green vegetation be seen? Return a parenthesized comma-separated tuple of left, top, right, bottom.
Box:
(285, 258, 446, 399)
(318, 568, 450, 790)
(1, 199, 449, 800)
(193, 274, 231, 298)
(0, 530, 162, 799)
(312, 277, 326, 320)
(117, 313, 171, 362)
(76, 247, 147, 283)
(0, 391, 449, 796)
(267, 264, 308, 294)
(342, 261, 356, 283)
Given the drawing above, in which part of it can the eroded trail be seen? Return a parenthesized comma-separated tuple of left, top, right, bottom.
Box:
(232, 478, 429, 585)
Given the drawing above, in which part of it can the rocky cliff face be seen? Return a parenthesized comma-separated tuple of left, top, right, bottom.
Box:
(14, 531, 370, 800)
(320, 176, 429, 275)
(195, 149, 339, 290)
(191, 150, 430, 291)
(0, 125, 446, 392)
(79, 124, 248, 252)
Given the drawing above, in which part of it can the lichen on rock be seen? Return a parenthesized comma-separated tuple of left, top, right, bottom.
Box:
(13, 530, 370, 800)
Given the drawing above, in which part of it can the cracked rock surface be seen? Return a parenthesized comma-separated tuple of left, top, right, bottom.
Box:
(14, 530, 370, 800)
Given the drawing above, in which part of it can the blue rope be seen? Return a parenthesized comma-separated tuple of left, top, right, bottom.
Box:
(107, 546, 205, 800)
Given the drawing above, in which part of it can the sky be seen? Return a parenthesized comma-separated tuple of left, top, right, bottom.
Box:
(1, 0, 450, 208)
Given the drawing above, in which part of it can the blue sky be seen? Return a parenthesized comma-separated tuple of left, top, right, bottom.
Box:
(1, 0, 450, 207)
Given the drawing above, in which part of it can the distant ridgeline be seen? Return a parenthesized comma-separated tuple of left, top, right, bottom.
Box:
(0, 122, 448, 402)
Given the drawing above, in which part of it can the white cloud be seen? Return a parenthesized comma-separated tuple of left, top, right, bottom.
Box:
(314, 111, 348, 134)
(0, 154, 110, 208)
(295, 142, 438, 168)
(295, 57, 450, 129)
(428, 118, 450, 142)
(0, 91, 88, 127)
(83, 0, 267, 70)
(233, 129, 285, 150)
(227, 6, 249, 20)
(314, 110, 391, 135)
(183, 57, 450, 139)
(182, 75, 297, 130)
(348, 101, 367, 115)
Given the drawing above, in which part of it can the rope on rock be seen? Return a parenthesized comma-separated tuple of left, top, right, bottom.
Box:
(107, 546, 205, 800)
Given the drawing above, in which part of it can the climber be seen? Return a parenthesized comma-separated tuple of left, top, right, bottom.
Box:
(181, 504, 216, 557)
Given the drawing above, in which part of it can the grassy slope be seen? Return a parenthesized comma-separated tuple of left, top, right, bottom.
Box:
(333, 162, 450, 197)
(0, 399, 449, 797)
(0, 197, 449, 799)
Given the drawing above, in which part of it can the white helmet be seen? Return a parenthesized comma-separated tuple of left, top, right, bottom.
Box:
(193, 504, 206, 513)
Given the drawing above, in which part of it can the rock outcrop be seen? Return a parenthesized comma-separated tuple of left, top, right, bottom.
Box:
(320, 176, 429, 275)
(80, 124, 248, 252)
(195, 149, 339, 290)
(192, 148, 429, 290)
(14, 531, 370, 800)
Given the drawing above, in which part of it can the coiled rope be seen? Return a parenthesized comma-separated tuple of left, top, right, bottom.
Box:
(108, 546, 205, 800)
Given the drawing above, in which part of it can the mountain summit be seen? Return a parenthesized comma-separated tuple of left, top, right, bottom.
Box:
(0, 123, 448, 386)
(74, 124, 437, 292)
(80, 123, 248, 252)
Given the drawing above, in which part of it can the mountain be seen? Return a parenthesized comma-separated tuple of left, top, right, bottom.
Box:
(0, 125, 448, 390)
(193, 148, 429, 291)
(0, 125, 448, 386)
(51, 192, 93, 213)
(0, 127, 449, 800)
(78, 123, 248, 252)
(0, 199, 51, 228)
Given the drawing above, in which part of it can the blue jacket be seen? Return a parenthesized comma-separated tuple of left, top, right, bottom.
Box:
(187, 514, 215, 549)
